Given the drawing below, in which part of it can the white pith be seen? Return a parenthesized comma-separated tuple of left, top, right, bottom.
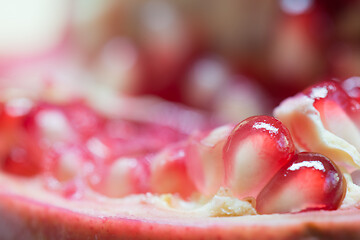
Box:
(274, 94, 360, 168)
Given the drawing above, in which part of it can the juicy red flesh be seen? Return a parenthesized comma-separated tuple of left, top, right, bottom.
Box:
(223, 115, 295, 198)
(256, 152, 346, 214)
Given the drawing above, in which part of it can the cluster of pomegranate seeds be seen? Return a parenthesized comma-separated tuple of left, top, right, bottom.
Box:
(0, 97, 190, 198)
(221, 115, 347, 214)
(0, 89, 350, 215)
(256, 152, 346, 214)
(223, 116, 295, 198)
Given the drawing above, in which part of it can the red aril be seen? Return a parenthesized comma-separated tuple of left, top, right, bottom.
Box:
(315, 98, 360, 151)
(2, 136, 43, 177)
(150, 142, 196, 198)
(88, 156, 149, 198)
(303, 80, 360, 131)
(0, 98, 44, 176)
(43, 143, 89, 183)
(303, 81, 351, 107)
(62, 100, 106, 140)
(79, 122, 188, 172)
(223, 115, 295, 198)
(186, 124, 233, 195)
(256, 152, 346, 214)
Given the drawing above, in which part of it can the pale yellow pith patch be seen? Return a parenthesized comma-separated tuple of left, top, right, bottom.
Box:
(160, 188, 257, 217)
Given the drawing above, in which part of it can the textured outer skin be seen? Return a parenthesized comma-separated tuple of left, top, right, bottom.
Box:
(0, 193, 360, 240)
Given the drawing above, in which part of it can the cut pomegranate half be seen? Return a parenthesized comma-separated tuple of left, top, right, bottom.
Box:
(1, 78, 360, 239)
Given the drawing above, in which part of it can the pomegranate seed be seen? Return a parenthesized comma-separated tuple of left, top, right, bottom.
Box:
(304, 80, 360, 128)
(2, 135, 43, 177)
(150, 142, 196, 198)
(0, 99, 45, 176)
(0, 99, 34, 156)
(35, 109, 75, 143)
(223, 116, 295, 198)
(256, 152, 346, 214)
(186, 124, 233, 195)
(47, 145, 84, 182)
(101, 119, 188, 158)
(314, 98, 360, 150)
(303, 81, 350, 107)
(63, 101, 105, 139)
(89, 157, 149, 198)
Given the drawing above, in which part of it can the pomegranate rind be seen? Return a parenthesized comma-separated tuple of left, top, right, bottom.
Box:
(1, 191, 360, 240)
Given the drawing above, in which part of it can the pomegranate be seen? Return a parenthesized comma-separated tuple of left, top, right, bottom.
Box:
(0, 79, 360, 239)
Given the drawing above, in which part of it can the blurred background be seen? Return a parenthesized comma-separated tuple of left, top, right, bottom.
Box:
(0, 0, 359, 123)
